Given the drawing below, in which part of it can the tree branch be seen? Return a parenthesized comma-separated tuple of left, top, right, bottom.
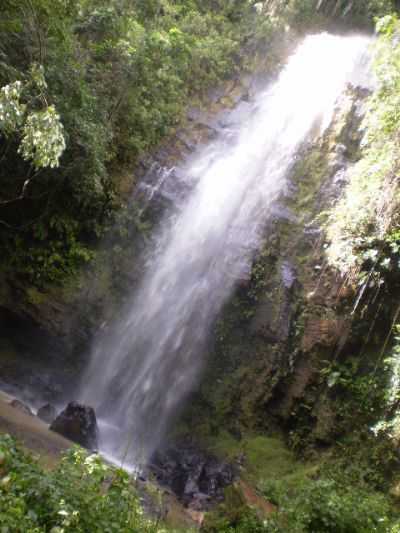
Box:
(0, 169, 42, 206)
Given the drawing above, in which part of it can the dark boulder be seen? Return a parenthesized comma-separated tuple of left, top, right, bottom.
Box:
(50, 401, 98, 450)
(37, 403, 57, 424)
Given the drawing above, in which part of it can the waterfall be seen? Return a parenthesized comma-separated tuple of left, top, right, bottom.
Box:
(81, 33, 371, 466)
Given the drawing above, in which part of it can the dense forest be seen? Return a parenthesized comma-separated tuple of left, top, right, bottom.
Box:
(2, 0, 400, 532)
(0, 0, 260, 283)
(0, 0, 394, 284)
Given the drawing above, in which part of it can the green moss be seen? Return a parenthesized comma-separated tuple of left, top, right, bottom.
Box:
(286, 148, 331, 228)
(244, 436, 298, 480)
(26, 287, 47, 306)
(206, 432, 315, 489)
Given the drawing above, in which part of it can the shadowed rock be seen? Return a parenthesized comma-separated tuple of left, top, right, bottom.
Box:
(50, 401, 98, 450)
(149, 443, 235, 510)
(37, 403, 57, 424)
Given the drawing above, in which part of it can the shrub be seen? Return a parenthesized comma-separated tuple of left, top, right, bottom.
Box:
(0, 434, 161, 532)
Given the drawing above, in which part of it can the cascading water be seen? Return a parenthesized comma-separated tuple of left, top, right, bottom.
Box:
(81, 33, 371, 466)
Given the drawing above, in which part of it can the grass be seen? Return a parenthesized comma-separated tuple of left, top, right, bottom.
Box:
(207, 431, 318, 489)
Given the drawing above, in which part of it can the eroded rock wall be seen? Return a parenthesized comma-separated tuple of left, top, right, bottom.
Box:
(179, 85, 399, 449)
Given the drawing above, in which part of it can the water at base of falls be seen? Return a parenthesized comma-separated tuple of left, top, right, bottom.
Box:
(80, 33, 372, 467)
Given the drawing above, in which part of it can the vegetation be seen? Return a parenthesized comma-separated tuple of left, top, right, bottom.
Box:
(260, 477, 394, 532)
(202, 433, 400, 532)
(186, 9, 400, 532)
(327, 14, 400, 283)
(0, 0, 261, 283)
(205, 484, 394, 532)
(2, 2, 400, 533)
(2, 430, 397, 532)
(0, 434, 163, 532)
(257, 0, 395, 31)
(0, 0, 395, 285)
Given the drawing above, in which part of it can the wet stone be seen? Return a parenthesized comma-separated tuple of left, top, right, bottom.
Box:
(50, 401, 98, 450)
(149, 443, 235, 510)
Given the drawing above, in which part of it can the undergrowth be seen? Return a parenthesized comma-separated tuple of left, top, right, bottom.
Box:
(327, 14, 400, 284)
(0, 434, 163, 532)
(202, 432, 400, 532)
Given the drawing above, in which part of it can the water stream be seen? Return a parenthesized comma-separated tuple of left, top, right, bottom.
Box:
(81, 33, 371, 466)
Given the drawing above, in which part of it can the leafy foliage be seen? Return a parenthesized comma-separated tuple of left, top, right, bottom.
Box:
(0, 0, 259, 283)
(19, 106, 65, 169)
(204, 475, 395, 532)
(259, 0, 395, 31)
(0, 1, 396, 284)
(0, 81, 26, 135)
(327, 15, 400, 280)
(261, 477, 393, 532)
(0, 434, 163, 532)
(286, 0, 394, 28)
(0, 70, 66, 169)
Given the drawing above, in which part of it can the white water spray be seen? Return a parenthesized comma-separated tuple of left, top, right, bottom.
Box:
(81, 34, 371, 465)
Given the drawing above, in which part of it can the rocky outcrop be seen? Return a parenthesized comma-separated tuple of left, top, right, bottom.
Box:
(50, 402, 98, 450)
(149, 443, 235, 511)
(178, 86, 382, 447)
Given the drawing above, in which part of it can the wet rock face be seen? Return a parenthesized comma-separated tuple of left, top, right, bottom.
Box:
(177, 85, 371, 443)
(37, 403, 57, 424)
(149, 443, 235, 510)
(50, 402, 98, 450)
